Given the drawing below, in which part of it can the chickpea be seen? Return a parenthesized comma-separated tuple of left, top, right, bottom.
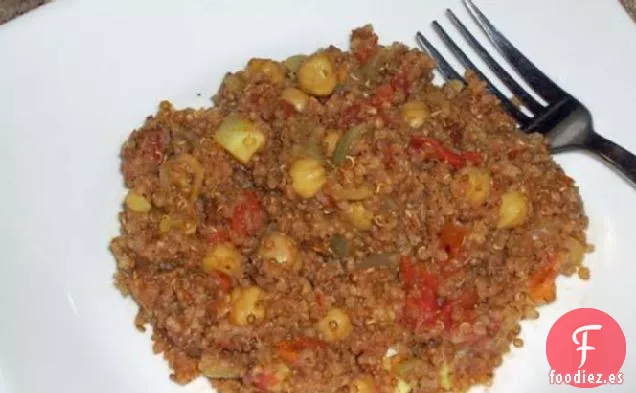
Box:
(289, 158, 327, 198)
(126, 192, 151, 213)
(297, 53, 337, 96)
(283, 54, 307, 73)
(280, 87, 309, 112)
(347, 203, 374, 231)
(497, 190, 529, 229)
(259, 232, 300, 270)
(202, 242, 243, 278)
(317, 308, 353, 342)
(229, 286, 265, 326)
(246, 58, 286, 84)
(400, 101, 430, 128)
(395, 378, 412, 393)
(214, 114, 266, 164)
(323, 130, 341, 157)
(454, 167, 491, 207)
(350, 376, 376, 393)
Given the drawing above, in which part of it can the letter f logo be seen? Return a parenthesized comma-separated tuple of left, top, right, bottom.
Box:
(572, 324, 603, 368)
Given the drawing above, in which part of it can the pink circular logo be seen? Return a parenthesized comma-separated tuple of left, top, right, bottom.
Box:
(546, 308, 626, 388)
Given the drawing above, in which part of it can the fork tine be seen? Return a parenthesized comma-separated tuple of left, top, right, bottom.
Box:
(445, 9, 544, 114)
(415, 31, 464, 82)
(431, 21, 531, 127)
(463, 0, 565, 102)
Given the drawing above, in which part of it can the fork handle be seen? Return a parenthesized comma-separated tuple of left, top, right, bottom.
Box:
(585, 131, 636, 186)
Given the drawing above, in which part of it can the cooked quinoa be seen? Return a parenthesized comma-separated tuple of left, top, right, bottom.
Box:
(110, 25, 589, 393)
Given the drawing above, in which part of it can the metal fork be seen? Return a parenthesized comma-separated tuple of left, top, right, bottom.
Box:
(416, 0, 636, 186)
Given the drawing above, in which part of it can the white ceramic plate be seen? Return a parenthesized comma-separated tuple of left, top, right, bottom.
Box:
(1, 0, 635, 392)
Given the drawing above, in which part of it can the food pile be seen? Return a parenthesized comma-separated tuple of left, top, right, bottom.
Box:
(110, 25, 589, 393)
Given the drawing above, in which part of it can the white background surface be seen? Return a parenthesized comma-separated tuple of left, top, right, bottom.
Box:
(1, 0, 635, 392)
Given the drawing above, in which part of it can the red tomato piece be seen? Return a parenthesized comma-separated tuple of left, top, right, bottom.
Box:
(462, 151, 482, 166)
(277, 337, 328, 364)
(399, 257, 417, 288)
(383, 144, 397, 168)
(208, 230, 230, 245)
(252, 372, 281, 392)
(528, 255, 558, 303)
(371, 83, 394, 107)
(339, 103, 367, 126)
(278, 101, 296, 118)
(231, 191, 265, 237)
(439, 223, 468, 258)
(409, 137, 481, 169)
(214, 271, 233, 293)
(440, 302, 453, 331)
(399, 257, 441, 331)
